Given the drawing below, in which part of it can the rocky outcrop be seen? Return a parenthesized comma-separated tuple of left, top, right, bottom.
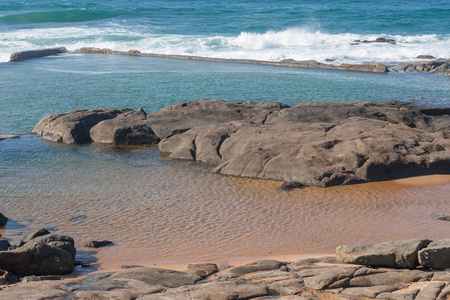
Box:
(76, 47, 450, 75)
(419, 239, 450, 269)
(77, 47, 389, 73)
(9, 47, 67, 62)
(351, 37, 397, 45)
(336, 239, 432, 269)
(0, 233, 76, 276)
(389, 59, 450, 75)
(1, 256, 449, 299)
(33, 99, 450, 187)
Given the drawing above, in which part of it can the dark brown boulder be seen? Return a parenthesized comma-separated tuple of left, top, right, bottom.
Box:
(0, 234, 76, 275)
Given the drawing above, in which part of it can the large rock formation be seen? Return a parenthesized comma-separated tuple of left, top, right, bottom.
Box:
(33, 99, 450, 187)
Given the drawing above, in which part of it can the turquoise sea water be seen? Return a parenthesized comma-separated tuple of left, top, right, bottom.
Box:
(0, 0, 449, 266)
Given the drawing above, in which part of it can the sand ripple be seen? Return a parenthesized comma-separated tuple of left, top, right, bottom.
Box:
(0, 136, 449, 269)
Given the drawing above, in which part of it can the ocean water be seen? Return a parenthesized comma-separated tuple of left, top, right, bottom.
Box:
(0, 0, 449, 268)
(0, 0, 449, 63)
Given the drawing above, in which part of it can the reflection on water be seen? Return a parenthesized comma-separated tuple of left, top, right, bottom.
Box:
(0, 135, 449, 270)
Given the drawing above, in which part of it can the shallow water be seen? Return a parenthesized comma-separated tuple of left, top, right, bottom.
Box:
(1, 0, 449, 64)
(1, 54, 449, 135)
(0, 135, 449, 269)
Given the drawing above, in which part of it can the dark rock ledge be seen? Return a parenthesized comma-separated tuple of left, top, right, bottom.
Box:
(0, 239, 449, 299)
(76, 47, 450, 75)
(33, 99, 450, 187)
(9, 47, 449, 75)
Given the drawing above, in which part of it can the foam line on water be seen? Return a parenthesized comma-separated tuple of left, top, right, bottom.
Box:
(1, 25, 449, 64)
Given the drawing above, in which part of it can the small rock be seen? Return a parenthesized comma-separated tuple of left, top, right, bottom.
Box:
(0, 213, 8, 226)
(0, 239, 10, 251)
(68, 214, 87, 222)
(418, 239, 450, 269)
(121, 265, 143, 269)
(324, 58, 335, 62)
(187, 263, 218, 278)
(416, 55, 435, 59)
(38, 275, 61, 281)
(4, 271, 20, 283)
(281, 181, 306, 191)
(84, 240, 113, 248)
(22, 228, 51, 244)
(21, 275, 38, 283)
(438, 216, 450, 221)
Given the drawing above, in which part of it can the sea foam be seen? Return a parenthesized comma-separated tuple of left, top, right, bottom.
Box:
(1, 25, 449, 64)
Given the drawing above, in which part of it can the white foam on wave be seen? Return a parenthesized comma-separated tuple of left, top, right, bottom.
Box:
(1, 25, 449, 64)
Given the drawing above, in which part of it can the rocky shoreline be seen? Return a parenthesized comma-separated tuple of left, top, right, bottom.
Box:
(8, 47, 450, 76)
(0, 217, 449, 300)
(33, 99, 450, 187)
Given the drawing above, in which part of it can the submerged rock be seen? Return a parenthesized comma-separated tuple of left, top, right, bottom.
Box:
(33, 99, 450, 187)
(417, 55, 436, 59)
(85, 240, 113, 248)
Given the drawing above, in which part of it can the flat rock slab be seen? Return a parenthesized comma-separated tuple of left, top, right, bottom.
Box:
(109, 267, 200, 288)
(0, 135, 18, 141)
(9, 47, 67, 62)
(1, 258, 449, 299)
(218, 259, 286, 278)
(336, 239, 432, 269)
(33, 99, 450, 187)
